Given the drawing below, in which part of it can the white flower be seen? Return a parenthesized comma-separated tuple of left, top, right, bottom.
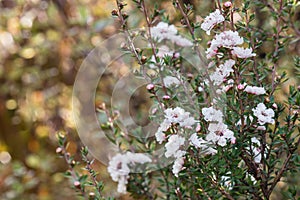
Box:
(210, 59, 235, 85)
(163, 76, 180, 88)
(172, 156, 185, 177)
(201, 9, 225, 35)
(150, 22, 178, 42)
(165, 135, 185, 158)
(221, 174, 233, 190)
(189, 133, 217, 155)
(218, 59, 235, 77)
(171, 35, 193, 47)
(155, 121, 170, 144)
(202, 107, 223, 122)
(107, 152, 151, 193)
(250, 137, 262, 163)
(164, 107, 196, 127)
(206, 122, 235, 146)
(206, 31, 243, 58)
(252, 103, 275, 125)
(150, 22, 193, 47)
(215, 31, 244, 48)
(231, 47, 256, 58)
(244, 86, 266, 95)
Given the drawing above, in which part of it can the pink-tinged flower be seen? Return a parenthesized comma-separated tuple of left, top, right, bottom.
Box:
(201, 9, 225, 35)
(244, 86, 266, 95)
(215, 31, 244, 48)
(252, 103, 275, 125)
(272, 103, 278, 109)
(237, 83, 247, 90)
(231, 47, 256, 58)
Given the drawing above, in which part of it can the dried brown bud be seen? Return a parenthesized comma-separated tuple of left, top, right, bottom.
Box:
(122, 12, 128, 19)
(111, 9, 118, 16)
(141, 55, 147, 64)
(265, 97, 270, 103)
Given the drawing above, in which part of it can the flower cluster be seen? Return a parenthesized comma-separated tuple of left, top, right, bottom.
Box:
(155, 107, 196, 176)
(107, 152, 151, 193)
(155, 107, 196, 144)
(202, 107, 236, 146)
(201, 9, 256, 60)
(200, 9, 225, 35)
(150, 22, 193, 47)
(252, 103, 275, 125)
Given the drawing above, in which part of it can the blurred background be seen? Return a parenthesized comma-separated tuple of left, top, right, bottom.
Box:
(0, 0, 299, 199)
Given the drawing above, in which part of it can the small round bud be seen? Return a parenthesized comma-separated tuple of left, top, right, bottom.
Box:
(122, 12, 128, 19)
(111, 9, 118, 16)
(163, 95, 170, 101)
(70, 160, 76, 167)
(180, 18, 186, 25)
(74, 181, 81, 189)
(135, 48, 141, 54)
(146, 84, 155, 91)
(89, 192, 95, 199)
(141, 55, 147, 64)
(187, 73, 193, 82)
(173, 52, 180, 59)
(223, 1, 232, 8)
(56, 147, 63, 154)
(297, 85, 300, 91)
(265, 97, 270, 103)
(272, 103, 277, 109)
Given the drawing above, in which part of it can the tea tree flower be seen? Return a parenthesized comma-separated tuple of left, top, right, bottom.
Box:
(206, 122, 236, 146)
(108, 152, 151, 193)
(231, 47, 256, 58)
(189, 133, 217, 155)
(165, 135, 185, 158)
(252, 103, 275, 125)
(202, 107, 223, 122)
(150, 22, 193, 47)
(244, 86, 266, 95)
(201, 9, 225, 35)
(163, 76, 180, 88)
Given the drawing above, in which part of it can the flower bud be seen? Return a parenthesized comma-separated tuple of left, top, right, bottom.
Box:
(163, 95, 170, 101)
(146, 83, 155, 91)
(141, 55, 147, 64)
(89, 192, 95, 199)
(111, 9, 118, 16)
(223, 1, 232, 8)
(74, 181, 81, 189)
(56, 147, 63, 154)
